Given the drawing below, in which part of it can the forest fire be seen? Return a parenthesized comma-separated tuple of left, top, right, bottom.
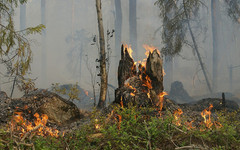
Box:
(173, 108, 183, 126)
(157, 92, 168, 115)
(10, 108, 62, 138)
(201, 104, 213, 128)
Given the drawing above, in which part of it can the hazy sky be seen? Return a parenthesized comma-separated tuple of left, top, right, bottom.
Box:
(2, 0, 240, 99)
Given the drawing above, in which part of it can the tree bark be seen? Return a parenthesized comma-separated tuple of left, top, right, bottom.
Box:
(211, 0, 220, 92)
(129, 0, 137, 58)
(41, 0, 47, 87)
(96, 0, 108, 108)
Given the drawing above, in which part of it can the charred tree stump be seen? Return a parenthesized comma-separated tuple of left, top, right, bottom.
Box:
(118, 45, 136, 88)
(146, 50, 164, 95)
(115, 45, 164, 107)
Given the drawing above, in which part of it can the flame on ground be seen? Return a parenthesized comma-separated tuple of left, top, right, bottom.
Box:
(11, 110, 62, 137)
(185, 120, 195, 130)
(157, 92, 168, 116)
(114, 114, 122, 130)
(201, 104, 213, 128)
(173, 108, 183, 126)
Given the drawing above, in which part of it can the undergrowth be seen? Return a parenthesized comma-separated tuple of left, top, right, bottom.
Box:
(1, 105, 240, 150)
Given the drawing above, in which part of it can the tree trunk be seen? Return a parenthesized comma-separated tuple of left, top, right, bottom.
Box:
(211, 0, 220, 92)
(96, 0, 108, 109)
(114, 0, 122, 69)
(129, 0, 137, 58)
(41, 0, 47, 87)
(183, 0, 212, 93)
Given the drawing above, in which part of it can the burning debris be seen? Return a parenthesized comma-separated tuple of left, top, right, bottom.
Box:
(115, 44, 165, 108)
(10, 109, 62, 138)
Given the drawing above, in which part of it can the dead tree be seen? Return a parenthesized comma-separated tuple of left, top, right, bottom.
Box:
(96, 0, 108, 108)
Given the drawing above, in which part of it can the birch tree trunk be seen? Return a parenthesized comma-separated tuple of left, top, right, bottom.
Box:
(96, 0, 108, 108)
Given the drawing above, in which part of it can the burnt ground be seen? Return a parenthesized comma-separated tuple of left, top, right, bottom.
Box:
(0, 90, 239, 134)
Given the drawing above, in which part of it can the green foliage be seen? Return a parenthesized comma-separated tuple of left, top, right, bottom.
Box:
(0, 0, 45, 93)
(154, 0, 240, 56)
(225, 0, 240, 23)
(51, 83, 81, 101)
(154, 0, 204, 56)
(1, 107, 240, 149)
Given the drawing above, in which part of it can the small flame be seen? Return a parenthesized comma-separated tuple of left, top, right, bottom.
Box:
(95, 119, 101, 130)
(185, 120, 195, 130)
(130, 93, 135, 96)
(201, 104, 213, 128)
(174, 108, 183, 126)
(124, 44, 133, 58)
(114, 114, 122, 130)
(143, 44, 160, 57)
(120, 97, 124, 108)
(157, 92, 168, 116)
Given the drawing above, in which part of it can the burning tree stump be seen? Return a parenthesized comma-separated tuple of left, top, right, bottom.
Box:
(114, 45, 164, 107)
(118, 45, 136, 88)
(146, 50, 164, 95)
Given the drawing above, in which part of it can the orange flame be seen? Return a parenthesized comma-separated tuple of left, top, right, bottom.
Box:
(185, 120, 195, 130)
(201, 104, 213, 128)
(143, 44, 160, 57)
(157, 92, 168, 116)
(95, 119, 101, 130)
(114, 114, 122, 130)
(11, 110, 62, 137)
(123, 44, 133, 58)
(174, 108, 183, 126)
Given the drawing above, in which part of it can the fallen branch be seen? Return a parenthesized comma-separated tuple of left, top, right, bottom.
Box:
(175, 145, 207, 150)
(21, 124, 42, 142)
(170, 124, 187, 134)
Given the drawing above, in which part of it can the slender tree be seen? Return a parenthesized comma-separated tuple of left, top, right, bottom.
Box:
(41, 0, 47, 87)
(155, 0, 240, 94)
(129, 0, 137, 58)
(114, 0, 122, 68)
(211, 0, 220, 92)
(96, 0, 108, 108)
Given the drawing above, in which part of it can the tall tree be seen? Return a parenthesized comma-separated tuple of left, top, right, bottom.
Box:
(41, 0, 47, 87)
(129, 0, 137, 58)
(96, 0, 108, 108)
(114, 0, 122, 68)
(155, 0, 240, 94)
(211, 0, 220, 92)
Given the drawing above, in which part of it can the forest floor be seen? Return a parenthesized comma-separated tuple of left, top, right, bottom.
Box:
(1, 100, 240, 150)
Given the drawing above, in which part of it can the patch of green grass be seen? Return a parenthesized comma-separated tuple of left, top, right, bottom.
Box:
(1, 106, 240, 149)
